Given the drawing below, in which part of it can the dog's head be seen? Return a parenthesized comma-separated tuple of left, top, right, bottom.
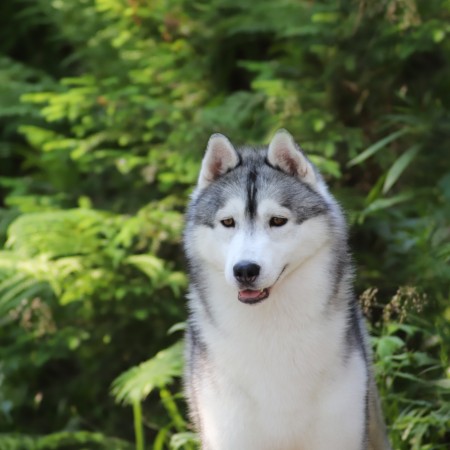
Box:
(186, 130, 339, 304)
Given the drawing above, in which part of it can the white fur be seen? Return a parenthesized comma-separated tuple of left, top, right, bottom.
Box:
(188, 195, 368, 450)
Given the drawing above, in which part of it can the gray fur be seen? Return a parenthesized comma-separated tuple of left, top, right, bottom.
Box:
(187, 146, 328, 227)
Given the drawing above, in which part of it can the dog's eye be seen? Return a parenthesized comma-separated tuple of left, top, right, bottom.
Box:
(220, 218, 235, 228)
(269, 217, 288, 227)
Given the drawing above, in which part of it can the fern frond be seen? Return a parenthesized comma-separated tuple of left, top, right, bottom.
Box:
(111, 341, 184, 405)
(6, 209, 112, 258)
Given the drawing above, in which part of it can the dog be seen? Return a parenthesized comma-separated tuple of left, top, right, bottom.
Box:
(183, 130, 391, 450)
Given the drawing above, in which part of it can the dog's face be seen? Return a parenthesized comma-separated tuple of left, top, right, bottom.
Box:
(187, 130, 332, 304)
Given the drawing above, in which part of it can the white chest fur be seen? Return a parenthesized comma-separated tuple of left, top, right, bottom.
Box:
(191, 257, 368, 450)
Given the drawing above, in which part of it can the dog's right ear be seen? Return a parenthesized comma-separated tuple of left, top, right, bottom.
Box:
(197, 134, 239, 189)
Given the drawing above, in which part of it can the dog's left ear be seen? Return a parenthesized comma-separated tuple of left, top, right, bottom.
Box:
(267, 130, 317, 187)
(197, 133, 240, 189)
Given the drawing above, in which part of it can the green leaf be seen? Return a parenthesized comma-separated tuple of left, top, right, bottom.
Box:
(383, 145, 420, 194)
(125, 254, 166, 281)
(168, 322, 186, 335)
(348, 129, 408, 167)
(6, 209, 110, 258)
(376, 335, 405, 359)
(170, 432, 200, 449)
(0, 273, 46, 316)
(111, 341, 184, 404)
(362, 192, 414, 217)
(432, 379, 450, 390)
(0, 431, 133, 450)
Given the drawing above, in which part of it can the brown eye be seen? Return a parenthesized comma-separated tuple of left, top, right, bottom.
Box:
(269, 217, 288, 227)
(220, 218, 235, 228)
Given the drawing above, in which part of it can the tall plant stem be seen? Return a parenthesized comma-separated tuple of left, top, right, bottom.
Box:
(132, 400, 145, 450)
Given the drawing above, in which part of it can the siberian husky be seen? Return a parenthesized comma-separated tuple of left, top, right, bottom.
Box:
(183, 130, 391, 450)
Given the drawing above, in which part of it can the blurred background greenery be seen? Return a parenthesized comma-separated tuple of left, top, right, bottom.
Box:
(0, 0, 449, 449)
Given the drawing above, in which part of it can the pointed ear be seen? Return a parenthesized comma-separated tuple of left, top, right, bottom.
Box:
(197, 134, 239, 189)
(267, 129, 316, 186)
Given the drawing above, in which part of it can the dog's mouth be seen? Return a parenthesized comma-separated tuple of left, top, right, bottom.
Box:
(238, 288, 270, 304)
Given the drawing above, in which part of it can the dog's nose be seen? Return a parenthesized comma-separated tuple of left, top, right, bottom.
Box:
(233, 261, 260, 284)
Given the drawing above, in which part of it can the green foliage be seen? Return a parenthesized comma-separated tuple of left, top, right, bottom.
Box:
(0, 0, 449, 448)
(111, 340, 196, 450)
(376, 318, 450, 449)
(364, 287, 450, 448)
(112, 342, 184, 405)
(0, 431, 133, 450)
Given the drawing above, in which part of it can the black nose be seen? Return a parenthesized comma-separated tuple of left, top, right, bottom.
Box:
(233, 261, 260, 284)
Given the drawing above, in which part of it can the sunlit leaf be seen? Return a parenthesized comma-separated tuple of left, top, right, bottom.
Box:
(383, 144, 420, 193)
(111, 341, 184, 405)
(348, 129, 408, 167)
(377, 335, 405, 359)
(362, 192, 414, 217)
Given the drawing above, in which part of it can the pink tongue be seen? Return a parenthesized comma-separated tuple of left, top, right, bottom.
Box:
(239, 289, 262, 300)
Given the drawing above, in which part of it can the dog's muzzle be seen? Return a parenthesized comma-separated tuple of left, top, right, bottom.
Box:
(233, 260, 270, 304)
